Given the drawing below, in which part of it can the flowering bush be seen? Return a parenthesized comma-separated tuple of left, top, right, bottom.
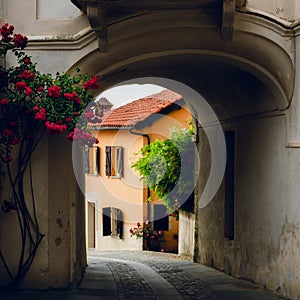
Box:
(129, 220, 165, 252)
(0, 23, 101, 288)
(0, 23, 101, 164)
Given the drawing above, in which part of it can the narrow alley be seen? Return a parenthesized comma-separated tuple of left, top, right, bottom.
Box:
(0, 251, 289, 300)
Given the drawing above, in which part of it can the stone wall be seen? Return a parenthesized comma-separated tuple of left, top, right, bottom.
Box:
(195, 114, 300, 299)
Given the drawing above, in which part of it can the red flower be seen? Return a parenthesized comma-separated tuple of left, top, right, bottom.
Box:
(13, 33, 28, 49)
(0, 23, 14, 43)
(64, 91, 81, 104)
(2, 129, 14, 137)
(37, 86, 44, 92)
(15, 81, 27, 90)
(25, 87, 33, 96)
(66, 131, 74, 141)
(83, 75, 100, 90)
(34, 108, 46, 121)
(10, 137, 20, 145)
(65, 117, 72, 122)
(33, 106, 40, 111)
(2, 156, 12, 164)
(0, 98, 8, 105)
(23, 57, 31, 64)
(19, 70, 34, 80)
(45, 121, 67, 134)
(48, 85, 61, 98)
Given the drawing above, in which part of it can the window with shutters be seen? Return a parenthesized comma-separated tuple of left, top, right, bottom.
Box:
(85, 145, 100, 175)
(105, 146, 123, 178)
(102, 207, 123, 239)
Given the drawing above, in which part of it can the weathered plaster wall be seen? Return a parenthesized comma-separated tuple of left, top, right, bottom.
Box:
(0, 135, 85, 289)
(246, 0, 299, 22)
(48, 136, 86, 289)
(0, 136, 49, 289)
(178, 210, 195, 258)
(47, 136, 86, 289)
(196, 114, 300, 299)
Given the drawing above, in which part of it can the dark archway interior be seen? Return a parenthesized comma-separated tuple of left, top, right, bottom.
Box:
(99, 54, 286, 121)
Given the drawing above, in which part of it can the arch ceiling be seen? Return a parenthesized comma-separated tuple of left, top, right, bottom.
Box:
(70, 1, 294, 121)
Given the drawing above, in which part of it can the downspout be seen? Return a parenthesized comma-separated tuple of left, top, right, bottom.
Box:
(129, 128, 151, 223)
(129, 128, 150, 145)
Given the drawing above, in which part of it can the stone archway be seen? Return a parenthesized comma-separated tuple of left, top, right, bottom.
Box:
(68, 8, 298, 299)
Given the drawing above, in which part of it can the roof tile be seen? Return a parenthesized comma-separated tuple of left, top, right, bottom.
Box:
(94, 89, 183, 128)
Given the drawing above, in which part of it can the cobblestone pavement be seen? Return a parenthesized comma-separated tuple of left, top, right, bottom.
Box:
(0, 250, 289, 300)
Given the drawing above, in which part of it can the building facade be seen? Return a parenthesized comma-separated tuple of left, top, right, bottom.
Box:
(86, 90, 191, 253)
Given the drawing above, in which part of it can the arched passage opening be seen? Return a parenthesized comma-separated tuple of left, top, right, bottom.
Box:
(73, 41, 291, 280)
(68, 9, 295, 296)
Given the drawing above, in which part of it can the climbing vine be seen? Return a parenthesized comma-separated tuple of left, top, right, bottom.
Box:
(0, 23, 101, 288)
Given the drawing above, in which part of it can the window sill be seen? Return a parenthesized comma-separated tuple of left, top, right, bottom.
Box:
(86, 173, 99, 177)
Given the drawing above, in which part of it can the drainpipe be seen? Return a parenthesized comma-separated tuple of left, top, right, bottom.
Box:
(129, 128, 151, 222)
(129, 128, 150, 145)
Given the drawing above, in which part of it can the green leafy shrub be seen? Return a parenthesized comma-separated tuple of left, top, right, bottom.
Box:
(132, 123, 195, 214)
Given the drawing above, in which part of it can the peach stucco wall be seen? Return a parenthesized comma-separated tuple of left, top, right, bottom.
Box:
(86, 104, 191, 251)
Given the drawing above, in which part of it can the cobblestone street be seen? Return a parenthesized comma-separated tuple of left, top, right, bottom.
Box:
(0, 250, 289, 300)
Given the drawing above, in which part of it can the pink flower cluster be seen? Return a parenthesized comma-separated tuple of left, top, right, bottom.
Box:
(129, 222, 144, 238)
(129, 220, 164, 240)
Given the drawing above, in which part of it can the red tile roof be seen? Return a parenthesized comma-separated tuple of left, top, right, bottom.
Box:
(93, 89, 183, 129)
